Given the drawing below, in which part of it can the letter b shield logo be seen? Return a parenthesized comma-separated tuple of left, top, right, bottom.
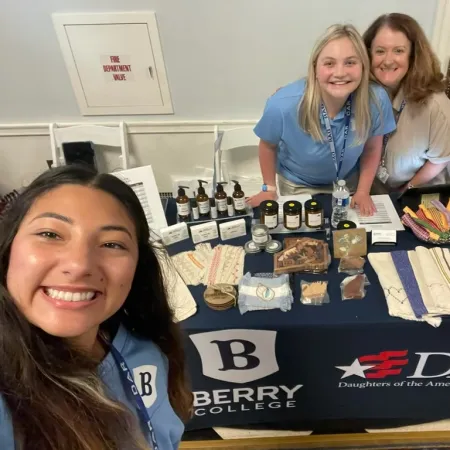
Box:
(189, 329, 278, 383)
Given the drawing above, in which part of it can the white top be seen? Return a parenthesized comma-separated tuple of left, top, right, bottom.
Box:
(385, 89, 450, 188)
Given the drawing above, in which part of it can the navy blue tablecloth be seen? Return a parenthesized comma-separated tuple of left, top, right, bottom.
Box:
(166, 197, 450, 430)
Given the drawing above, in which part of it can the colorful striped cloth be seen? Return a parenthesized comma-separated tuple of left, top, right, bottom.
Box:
(402, 200, 450, 243)
(402, 213, 430, 241)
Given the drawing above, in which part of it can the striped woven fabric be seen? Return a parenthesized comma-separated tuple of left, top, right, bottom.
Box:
(431, 199, 450, 226)
(429, 207, 447, 232)
(402, 213, 431, 241)
(417, 209, 438, 229)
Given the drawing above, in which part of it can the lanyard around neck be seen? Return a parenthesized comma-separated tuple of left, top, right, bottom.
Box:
(320, 96, 352, 180)
(382, 99, 406, 164)
(109, 344, 158, 450)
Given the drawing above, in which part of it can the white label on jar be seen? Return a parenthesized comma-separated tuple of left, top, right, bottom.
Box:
(198, 200, 210, 214)
(234, 197, 246, 210)
(264, 214, 278, 229)
(176, 202, 190, 216)
(216, 198, 227, 211)
(286, 214, 300, 229)
(307, 212, 322, 227)
(253, 233, 268, 244)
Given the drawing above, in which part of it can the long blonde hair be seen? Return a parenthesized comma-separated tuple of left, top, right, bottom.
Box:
(300, 24, 372, 145)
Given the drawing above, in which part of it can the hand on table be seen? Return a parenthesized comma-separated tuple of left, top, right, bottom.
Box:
(246, 191, 278, 208)
(350, 191, 377, 216)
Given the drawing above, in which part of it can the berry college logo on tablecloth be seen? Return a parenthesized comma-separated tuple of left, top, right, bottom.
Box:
(189, 329, 303, 417)
(190, 329, 279, 383)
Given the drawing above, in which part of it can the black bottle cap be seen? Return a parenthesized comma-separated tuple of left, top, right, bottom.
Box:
(232, 180, 242, 191)
(217, 182, 227, 193)
(177, 185, 189, 196)
(197, 180, 207, 195)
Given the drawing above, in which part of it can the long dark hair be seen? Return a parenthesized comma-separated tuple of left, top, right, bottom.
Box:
(363, 13, 446, 103)
(0, 165, 192, 450)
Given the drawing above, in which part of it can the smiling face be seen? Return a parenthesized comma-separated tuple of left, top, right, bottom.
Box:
(6, 184, 139, 341)
(316, 36, 363, 103)
(370, 26, 411, 90)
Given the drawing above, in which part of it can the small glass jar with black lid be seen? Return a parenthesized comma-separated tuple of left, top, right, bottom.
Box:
(260, 200, 279, 229)
(304, 199, 324, 229)
(283, 200, 302, 230)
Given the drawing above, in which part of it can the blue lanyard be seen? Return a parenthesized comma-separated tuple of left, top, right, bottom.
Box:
(320, 96, 352, 180)
(382, 99, 406, 153)
(109, 344, 158, 450)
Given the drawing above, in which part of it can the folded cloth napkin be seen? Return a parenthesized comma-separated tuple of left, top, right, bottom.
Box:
(154, 244, 197, 322)
(171, 250, 207, 286)
(238, 272, 293, 315)
(204, 245, 245, 286)
(368, 253, 441, 327)
(171, 243, 245, 286)
(413, 247, 450, 315)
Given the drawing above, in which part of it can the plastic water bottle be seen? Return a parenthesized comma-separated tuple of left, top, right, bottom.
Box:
(331, 180, 350, 228)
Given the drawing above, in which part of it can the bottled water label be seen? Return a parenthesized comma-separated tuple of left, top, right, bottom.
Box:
(337, 197, 350, 207)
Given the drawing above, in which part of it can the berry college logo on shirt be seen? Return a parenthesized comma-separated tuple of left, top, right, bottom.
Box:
(133, 365, 158, 408)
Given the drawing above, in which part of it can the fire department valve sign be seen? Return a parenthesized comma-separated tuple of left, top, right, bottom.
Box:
(101, 55, 134, 82)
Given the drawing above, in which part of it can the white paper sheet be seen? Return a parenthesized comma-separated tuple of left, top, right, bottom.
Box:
(347, 195, 404, 231)
(111, 165, 168, 235)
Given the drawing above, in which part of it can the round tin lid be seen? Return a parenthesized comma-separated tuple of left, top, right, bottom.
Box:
(244, 240, 262, 254)
(265, 239, 282, 253)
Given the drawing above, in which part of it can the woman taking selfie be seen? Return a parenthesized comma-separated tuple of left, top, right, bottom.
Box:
(364, 13, 450, 192)
(0, 165, 192, 449)
(248, 24, 396, 216)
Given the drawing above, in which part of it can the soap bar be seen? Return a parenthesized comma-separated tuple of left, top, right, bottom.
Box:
(219, 218, 246, 241)
(190, 221, 219, 244)
(160, 222, 189, 246)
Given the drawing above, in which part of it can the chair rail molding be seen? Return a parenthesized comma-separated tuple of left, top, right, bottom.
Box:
(0, 120, 259, 137)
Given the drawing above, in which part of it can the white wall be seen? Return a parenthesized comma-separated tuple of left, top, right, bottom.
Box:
(0, 0, 438, 122)
(0, 0, 441, 194)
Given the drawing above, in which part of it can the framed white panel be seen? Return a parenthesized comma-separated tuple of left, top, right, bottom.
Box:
(52, 12, 173, 116)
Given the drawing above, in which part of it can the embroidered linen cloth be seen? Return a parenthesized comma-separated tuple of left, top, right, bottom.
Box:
(367, 252, 441, 327)
(414, 246, 450, 315)
(171, 244, 245, 286)
(154, 244, 197, 322)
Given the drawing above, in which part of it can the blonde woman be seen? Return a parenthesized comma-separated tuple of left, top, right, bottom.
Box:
(248, 24, 396, 216)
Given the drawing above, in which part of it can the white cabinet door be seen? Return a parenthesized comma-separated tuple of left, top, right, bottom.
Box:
(53, 12, 173, 115)
(66, 23, 162, 108)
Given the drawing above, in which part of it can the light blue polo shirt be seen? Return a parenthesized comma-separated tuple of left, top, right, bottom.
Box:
(0, 324, 184, 449)
(254, 79, 396, 186)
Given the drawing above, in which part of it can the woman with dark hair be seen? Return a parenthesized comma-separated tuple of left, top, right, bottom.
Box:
(363, 13, 450, 191)
(0, 165, 192, 449)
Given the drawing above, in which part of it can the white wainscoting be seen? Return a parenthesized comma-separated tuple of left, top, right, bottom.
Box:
(0, 120, 261, 195)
